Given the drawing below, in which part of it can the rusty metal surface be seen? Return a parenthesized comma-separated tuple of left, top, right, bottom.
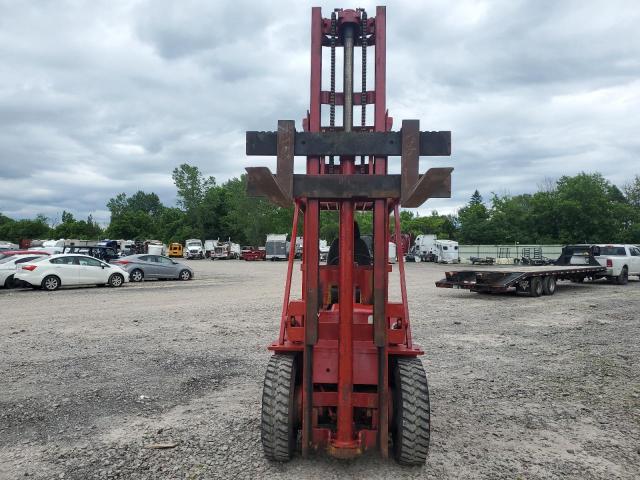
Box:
(400, 119, 420, 204)
(244, 167, 292, 207)
(292, 174, 400, 199)
(247, 5, 451, 462)
(337, 192, 355, 445)
(402, 167, 454, 208)
(320, 90, 376, 105)
(276, 120, 295, 197)
(246, 130, 451, 157)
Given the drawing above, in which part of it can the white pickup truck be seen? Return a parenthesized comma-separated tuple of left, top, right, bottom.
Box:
(594, 244, 640, 284)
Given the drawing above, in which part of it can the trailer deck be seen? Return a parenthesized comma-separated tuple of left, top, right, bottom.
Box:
(436, 264, 606, 295)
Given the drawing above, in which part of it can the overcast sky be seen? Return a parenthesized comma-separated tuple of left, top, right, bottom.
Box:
(1, 0, 639, 224)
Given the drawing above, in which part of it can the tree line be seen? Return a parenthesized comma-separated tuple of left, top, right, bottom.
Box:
(1, 166, 639, 246)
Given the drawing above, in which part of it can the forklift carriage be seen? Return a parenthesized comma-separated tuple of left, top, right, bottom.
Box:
(245, 6, 453, 465)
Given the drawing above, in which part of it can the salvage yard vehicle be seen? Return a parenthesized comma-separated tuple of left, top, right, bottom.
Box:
(15, 254, 129, 291)
(204, 239, 216, 258)
(265, 234, 288, 261)
(0, 249, 50, 261)
(593, 244, 640, 285)
(185, 239, 204, 259)
(404, 245, 422, 262)
(168, 243, 183, 258)
(110, 254, 193, 282)
(436, 244, 609, 296)
(0, 241, 18, 251)
(414, 233, 437, 261)
(433, 239, 459, 263)
(241, 246, 266, 261)
(62, 245, 119, 263)
(0, 253, 48, 288)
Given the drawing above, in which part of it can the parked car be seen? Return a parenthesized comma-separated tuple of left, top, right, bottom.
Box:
(15, 254, 129, 291)
(0, 250, 50, 261)
(594, 244, 640, 284)
(0, 253, 48, 288)
(110, 254, 194, 282)
(62, 245, 119, 262)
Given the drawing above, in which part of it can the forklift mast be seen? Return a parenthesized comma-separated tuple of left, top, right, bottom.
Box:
(246, 6, 453, 464)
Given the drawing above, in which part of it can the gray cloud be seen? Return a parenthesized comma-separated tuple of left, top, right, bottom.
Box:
(0, 0, 638, 224)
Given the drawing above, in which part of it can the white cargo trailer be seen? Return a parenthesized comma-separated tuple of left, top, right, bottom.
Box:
(433, 240, 459, 263)
(266, 234, 288, 261)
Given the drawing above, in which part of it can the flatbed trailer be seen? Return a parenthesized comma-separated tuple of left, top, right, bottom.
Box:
(436, 264, 606, 297)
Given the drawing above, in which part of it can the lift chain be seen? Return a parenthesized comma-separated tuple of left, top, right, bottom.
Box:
(329, 12, 337, 130)
(360, 9, 367, 128)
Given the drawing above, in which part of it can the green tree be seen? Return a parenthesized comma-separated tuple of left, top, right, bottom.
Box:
(457, 190, 493, 243)
(0, 215, 51, 244)
(555, 173, 618, 243)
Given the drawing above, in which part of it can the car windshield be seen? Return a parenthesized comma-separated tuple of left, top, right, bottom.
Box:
(187, 242, 200, 247)
(0, 256, 15, 264)
(599, 246, 626, 256)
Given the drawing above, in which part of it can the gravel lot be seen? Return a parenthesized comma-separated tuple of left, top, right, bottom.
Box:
(1, 260, 639, 479)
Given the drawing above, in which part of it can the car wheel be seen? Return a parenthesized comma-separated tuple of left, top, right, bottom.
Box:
(42, 275, 61, 291)
(529, 276, 543, 297)
(130, 269, 144, 282)
(542, 275, 556, 295)
(108, 273, 124, 287)
(179, 269, 192, 281)
(616, 267, 628, 285)
(4, 274, 15, 289)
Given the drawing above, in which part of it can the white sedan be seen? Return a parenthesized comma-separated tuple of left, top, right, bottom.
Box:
(0, 253, 48, 288)
(15, 254, 129, 291)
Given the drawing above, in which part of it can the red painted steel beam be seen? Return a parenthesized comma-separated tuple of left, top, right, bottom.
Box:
(373, 5, 389, 460)
(335, 159, 356, 448)
(279, 202, 300, 345)
(394, 203, 412, 349)
(302, 6, 323, 458)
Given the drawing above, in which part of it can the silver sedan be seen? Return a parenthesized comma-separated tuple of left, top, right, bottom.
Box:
(110, 254, 194, 282)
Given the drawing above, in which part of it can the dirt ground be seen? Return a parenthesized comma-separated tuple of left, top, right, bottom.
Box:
(1, 260, 638, 479)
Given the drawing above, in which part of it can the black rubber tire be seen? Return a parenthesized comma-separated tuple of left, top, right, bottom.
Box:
(42, 275, 61, 291)
(616, 267, 628, 285)
(108, 273, 124, 288)
(391, 356, 430, 466)
(4, 274, 15, 289)
(261, 354, 298, 462)
(130, 269, 144, 282)
(179, 269, 191, 281)
(542, 276, 556, 296)
(529, 277, 543, 297)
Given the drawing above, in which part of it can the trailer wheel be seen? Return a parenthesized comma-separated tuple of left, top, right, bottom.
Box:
(542, 276, 556, 295)
(616, 267, 628, 285)
(529, 277, 543, 297)
(391, 356, 430, 466)
(261, 354, 298, 462)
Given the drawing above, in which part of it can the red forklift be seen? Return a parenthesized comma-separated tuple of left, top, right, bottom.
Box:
(246, 6, 453, 465)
